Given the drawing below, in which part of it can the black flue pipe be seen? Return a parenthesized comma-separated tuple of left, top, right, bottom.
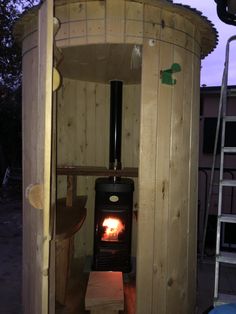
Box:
(109, 80, 123, 170)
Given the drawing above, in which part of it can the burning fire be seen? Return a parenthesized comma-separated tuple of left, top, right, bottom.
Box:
(101, 217, 125, 241)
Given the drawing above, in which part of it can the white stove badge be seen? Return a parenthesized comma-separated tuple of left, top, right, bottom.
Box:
(109, 195, 119, 202)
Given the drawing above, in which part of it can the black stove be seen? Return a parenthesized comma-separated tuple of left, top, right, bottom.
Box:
(93, 177, 134, 272)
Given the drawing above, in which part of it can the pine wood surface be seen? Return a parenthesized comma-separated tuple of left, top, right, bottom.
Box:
(26, 184, 44, 209)
(15, 0, 217, 62)
(22, 45, 39, 314)
(85, 272, 124, 311)
(22, 2, 54, 313)
(136, 31, 200, 314)
(56, 238, 74, 305)
(65, 175, 77, 208)
(38, 2, 55, 313)
(137, 36, 159, 314)
(56, 81, 140, 261)
(55, 259, 136, 314)
(19, 1, 214, 313)
(57, 166, 138, 177)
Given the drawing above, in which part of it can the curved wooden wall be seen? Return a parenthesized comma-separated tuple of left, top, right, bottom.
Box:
(16, 1, 217, 313)
(52, 0, 214, 56)
(137, 37, 200, 314)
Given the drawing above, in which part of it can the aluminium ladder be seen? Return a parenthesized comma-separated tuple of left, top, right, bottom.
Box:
(212, 35, 236, 306)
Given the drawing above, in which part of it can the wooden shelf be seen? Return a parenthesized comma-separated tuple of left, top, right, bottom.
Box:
(56, 195, 87, 241)
(57, 166, 138, 178)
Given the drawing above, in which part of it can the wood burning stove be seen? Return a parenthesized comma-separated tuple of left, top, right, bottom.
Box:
(93, 178, 134, 272)
(93, 80, 134, 272)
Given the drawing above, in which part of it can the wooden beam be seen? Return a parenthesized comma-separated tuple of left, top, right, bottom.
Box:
(57, 166, 138, 177)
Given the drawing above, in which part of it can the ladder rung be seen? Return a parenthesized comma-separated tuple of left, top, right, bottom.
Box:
(219, 214, 236, 223)
(214, 293, 236, 306)
(224, 116, 236, 122)
(216, 252, 236, 264)
(221, 180, 236, 187)
(223, 147, 236, 153)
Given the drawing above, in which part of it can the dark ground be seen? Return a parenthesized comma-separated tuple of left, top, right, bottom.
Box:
(0, 187, 22, 314)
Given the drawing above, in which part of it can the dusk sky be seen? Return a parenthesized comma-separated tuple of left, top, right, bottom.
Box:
(174, 0, 236, 87)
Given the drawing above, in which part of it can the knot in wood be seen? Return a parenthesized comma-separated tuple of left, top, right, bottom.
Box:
(167, 277, 174, 287)
(153, 264, 158, 273)
(42, 268, 49, 277)
(162, 181, 165, 200)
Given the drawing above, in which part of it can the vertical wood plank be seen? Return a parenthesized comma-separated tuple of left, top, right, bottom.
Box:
(72, 80, 88, 259)
(74, 79, 87, 179)
(122, 84, 141, 169)
(123, 85, 134, 167)
(137, 37, 159, 314)
(125, 1, 143, 43)
(84, 82, 96, 256)
(56, 82, 65, 199)
(54, 3, 70, 47)
(180, 47, 194, 314)
(132, 85, 140, 255)
(187, 54, 200, 314)
(49, 79, 58, 314)
(166, 43, 187, 314)
(95, 83, 109, 167)
(106, 0, 125, 43)
(57, 79, 75, 199)
(152, 41, 173, 314)
(73, 80, 88, 259)
(38, 1, 54, 312)
(55, 238, 72, 304)
(49, 238, 55, 314)
(86, 1, 105, 44)
(22, 46, 39, 314)
(132, 85, 141, 168)
(22, 1, 54, 313)
(123, 84, 139, 260)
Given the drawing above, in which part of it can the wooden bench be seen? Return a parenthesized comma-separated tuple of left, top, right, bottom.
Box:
(85, 271, 124, 313)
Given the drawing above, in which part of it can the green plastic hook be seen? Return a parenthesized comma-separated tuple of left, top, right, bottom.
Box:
(160, 63, 181, 85)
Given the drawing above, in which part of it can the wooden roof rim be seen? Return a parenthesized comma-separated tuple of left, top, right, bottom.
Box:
(14, 0, 218, 59)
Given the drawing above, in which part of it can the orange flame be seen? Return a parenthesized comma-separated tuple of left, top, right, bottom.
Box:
(101, 217, 125, 241)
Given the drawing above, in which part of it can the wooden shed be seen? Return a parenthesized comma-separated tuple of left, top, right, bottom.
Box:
(15, 0, 217, 313)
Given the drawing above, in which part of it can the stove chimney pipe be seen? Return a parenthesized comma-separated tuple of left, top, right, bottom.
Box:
(109, 80, 123, 171)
